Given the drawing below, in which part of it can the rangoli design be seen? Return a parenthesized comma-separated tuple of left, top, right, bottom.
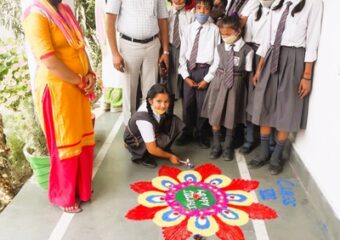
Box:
(126, 163, 277, 240)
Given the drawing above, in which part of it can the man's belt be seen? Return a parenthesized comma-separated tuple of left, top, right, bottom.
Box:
(120, 33, 158, 44)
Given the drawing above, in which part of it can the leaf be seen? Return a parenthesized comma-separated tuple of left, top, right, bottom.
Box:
(130, 181, 160, 194)
(125, 205, 166, 220)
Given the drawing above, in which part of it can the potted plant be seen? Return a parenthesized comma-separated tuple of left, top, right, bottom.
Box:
(20, 99, 50, 190)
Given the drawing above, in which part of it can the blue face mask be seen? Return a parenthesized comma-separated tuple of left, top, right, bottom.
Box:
(195, 13, 209, 24)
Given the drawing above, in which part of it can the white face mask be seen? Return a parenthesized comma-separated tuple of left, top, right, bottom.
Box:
(259, 0, 274, 8)
(173, 3, 185, 11)
(151, 106, 167, 115)
(222, 35, 239, 45)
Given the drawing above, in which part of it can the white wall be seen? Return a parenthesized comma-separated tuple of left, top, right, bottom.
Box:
(294, 0, 340, 219)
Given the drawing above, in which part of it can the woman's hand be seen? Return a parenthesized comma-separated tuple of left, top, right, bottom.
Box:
(298, 78, 311, 98)
(84, 72, 96, 94)
(169, 154, 181, 165)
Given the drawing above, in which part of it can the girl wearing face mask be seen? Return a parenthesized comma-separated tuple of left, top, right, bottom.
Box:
(249, 0, 323, 175)
(167, 0, 195, 99)
(241, 0, 277, 154)
(124, 84, 184, 168)
(201, 14, 254, 161)
(23, 0, 96, 213)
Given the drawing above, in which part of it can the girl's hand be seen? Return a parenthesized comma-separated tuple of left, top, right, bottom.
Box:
(169, 155, 180, 165)
(252, 71, 260, 87)
(298, 78, 311, 98)
(185, 78, 197, 88)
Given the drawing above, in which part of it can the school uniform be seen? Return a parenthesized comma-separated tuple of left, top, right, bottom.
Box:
(226, 0, 260, 17)
(252, 0, 323, 132)
(168, 7, 195, 99)
(244, 5, 271, 121)
(201, 38, 254, 130)
(178, 20, 220, 137)
(124, 102, 184, 161)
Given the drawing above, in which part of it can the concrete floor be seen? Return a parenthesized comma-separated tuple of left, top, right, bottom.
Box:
(0, 108, 331, 240)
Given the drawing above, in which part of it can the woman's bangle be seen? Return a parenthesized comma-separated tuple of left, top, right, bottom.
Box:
(163, 51, 170, 55)
(303, 77, 312, 81)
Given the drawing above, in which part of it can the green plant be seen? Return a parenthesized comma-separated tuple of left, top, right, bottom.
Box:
(0, 38, 32, 111)
(0, 0, 23, 40)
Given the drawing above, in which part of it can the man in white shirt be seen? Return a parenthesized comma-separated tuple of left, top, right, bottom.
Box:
(105, 0, 170, 125)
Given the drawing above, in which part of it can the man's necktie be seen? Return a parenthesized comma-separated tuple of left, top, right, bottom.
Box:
(270, 1, 293, 74)
(188, 26, 203, 71)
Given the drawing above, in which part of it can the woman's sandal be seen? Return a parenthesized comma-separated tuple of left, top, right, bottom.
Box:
(60, 203, 82, 213)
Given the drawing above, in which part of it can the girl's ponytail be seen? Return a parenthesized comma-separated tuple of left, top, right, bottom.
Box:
(255, 4, 263, 21)
(291, 0, 305, 17)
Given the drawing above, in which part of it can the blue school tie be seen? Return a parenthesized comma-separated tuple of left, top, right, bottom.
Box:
(173, 11, 181, 49)
(270, 1, 293, 74)
(188, 26, 203, 71)
(224, 45, 235, 88)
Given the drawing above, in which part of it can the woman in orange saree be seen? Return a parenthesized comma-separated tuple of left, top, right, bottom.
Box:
(23, 0, 95, 213)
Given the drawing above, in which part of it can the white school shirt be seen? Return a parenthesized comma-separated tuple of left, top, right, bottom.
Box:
(135, 102, 161, 143)
(168, 7, 195, 45)
(244, 6, 271, 44)
(257, 0, 323, 62)
(225, 0, 260, 17)
(178, 20, 221, 81)
(105, 0, 169, 39)
(205, 38, 254, 82)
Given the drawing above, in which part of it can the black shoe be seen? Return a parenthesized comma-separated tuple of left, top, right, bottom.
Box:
(268, 158, 284, 175)
(222, 148, 234, 161)
(175, 133, 192, 146)
(248, 155, 269, 169)
(239, 142, 254, 154)
(198, 136, 210, 149)
(209, 145, 222, 159)
(141, 156, 158, 168)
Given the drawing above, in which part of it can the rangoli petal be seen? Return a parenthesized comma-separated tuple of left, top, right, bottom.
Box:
(158, 166, 182, 180)
(177, 170, 202, 183)
(152, 176, 179, 191)
(222, 179, 259, 192)
(225, 190, 254, 206)
(204, 174, 232, 188)
(194, 164, 222, 180)
(130, 181, 160, 194)
(125, 205, 167, 220)
(153, 207, 186, 227)
(214, 216, 245, 240)
(216, 206, 249, 226)
(187, 215, 219, 237)
(138, 191, 167, 207)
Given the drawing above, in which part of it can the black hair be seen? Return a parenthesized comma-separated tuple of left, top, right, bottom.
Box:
(196, 0, 214, 9)
(255, 4, 263, 21)
(146, 84, 172, 133)
(272, 0, 306, 17)
(220, 13, 241, 32)
(167, 0, 192, 7)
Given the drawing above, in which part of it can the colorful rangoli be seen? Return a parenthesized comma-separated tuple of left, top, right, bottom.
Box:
(126, 163, 277, 240)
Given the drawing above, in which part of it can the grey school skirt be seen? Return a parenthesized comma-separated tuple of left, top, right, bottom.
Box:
(246, 43, 260, 121)
(251, 46, 309, 132)
(201, 74, 247, 130)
